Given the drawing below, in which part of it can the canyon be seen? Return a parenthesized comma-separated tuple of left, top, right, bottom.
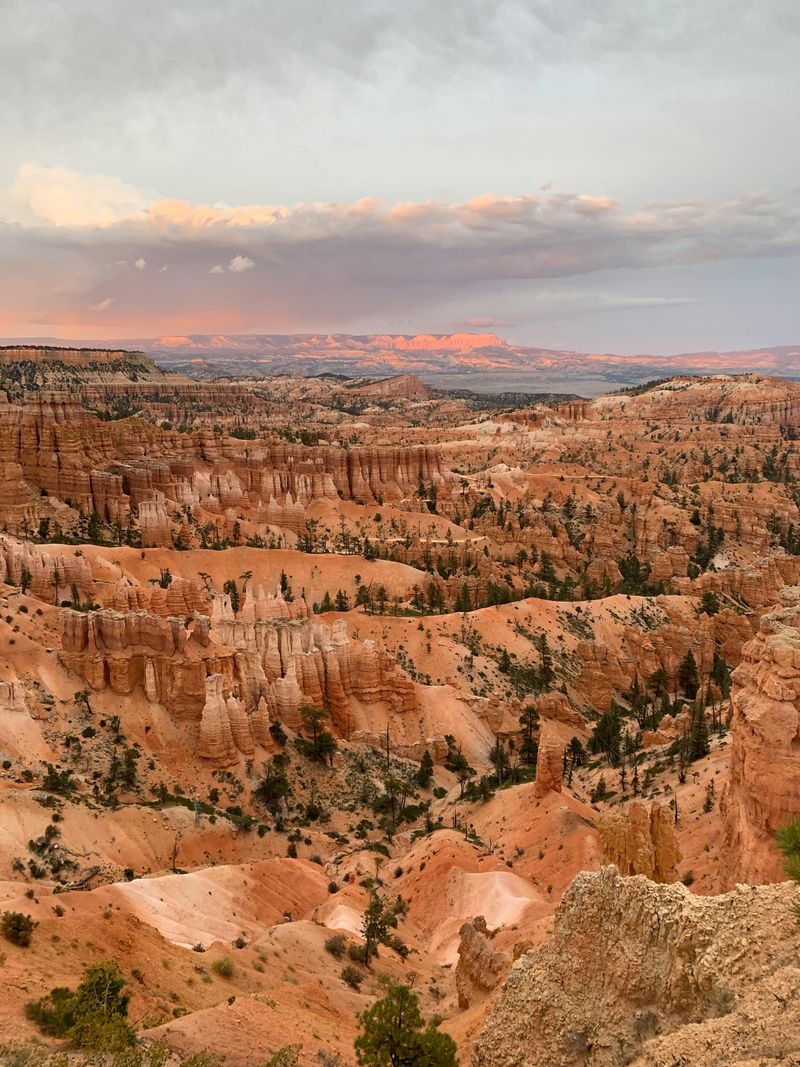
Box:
(0, 345, 798, 1066)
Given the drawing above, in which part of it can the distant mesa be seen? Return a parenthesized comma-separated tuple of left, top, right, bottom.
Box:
(2, 334, 799, 396)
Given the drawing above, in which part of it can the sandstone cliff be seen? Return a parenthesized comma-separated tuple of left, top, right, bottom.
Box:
(599, 801, 680, 883)
(58, 588, 422, 763)
(720, 585, 800, 885)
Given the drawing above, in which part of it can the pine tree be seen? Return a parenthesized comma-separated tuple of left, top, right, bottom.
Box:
(519, 706, 540, 764)
(297, 704, 337, 763)
(223, 579, 240, 612)
(677, 650, 699, 699)
(454, 583, 472, 614)
(416, 750, 434, 789)
(537, 633, 554, 688)
(361, 892, 401, 965)
(689, 703, 710, 761)
(355, 983, 457, 1067)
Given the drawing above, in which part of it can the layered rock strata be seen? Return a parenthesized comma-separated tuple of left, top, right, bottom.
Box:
(598, 800, 680, 883)
(59, 588, 419, 765)
(720, 585, 800, 885)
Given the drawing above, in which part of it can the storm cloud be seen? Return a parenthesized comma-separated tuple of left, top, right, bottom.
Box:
(2, 163, 798, 337)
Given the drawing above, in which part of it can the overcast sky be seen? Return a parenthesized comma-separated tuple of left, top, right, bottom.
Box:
(1, 0, 799, 352)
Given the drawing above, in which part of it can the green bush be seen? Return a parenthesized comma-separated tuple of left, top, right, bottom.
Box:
(212, 956, 235, 978)
(355, 983, 456, 1067)
(2, 911, 35, 947)
(341, 964, 363, 989)
(348, 943, 369, 965)
(26, 960, 133, 1051)
(324, 933, 347, 959)
(25, 986, 76, 1036)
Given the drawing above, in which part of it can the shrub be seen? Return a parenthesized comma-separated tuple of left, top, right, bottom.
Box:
(341, 965, 363, 990)
(212, 956, 235, 978)
(2, 911, 35, 947)
(25, 986, 77, 1036)
(70, 960, 133, 1050)
(347, 943, 369, 965)
(324, 933, 347, 959)
(386, 933, 409, 959)
(27, 960, 133, 1051)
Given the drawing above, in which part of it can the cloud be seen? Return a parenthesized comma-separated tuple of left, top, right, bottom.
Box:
(5, 162, 148, 227)
(1, 164, 798, 334)
(526, 289, 699, 315)
(88, 297, 113, 312)
(210, 255, 256, 273)
(456, 315, 514, 330)
(2, 1, 797, 126)
(134, 257, 146, 270)
(228, 255, 255, 272)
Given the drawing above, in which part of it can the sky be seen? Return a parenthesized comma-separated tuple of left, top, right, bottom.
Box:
(1, 0, 799, 353)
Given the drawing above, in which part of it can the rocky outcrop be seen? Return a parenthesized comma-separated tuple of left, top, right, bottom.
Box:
(59, 589, 422, 759)
(139, 498, 174, 547)
(473, 866, 800, 1067)
(198, 673, 237, 765)
(598, 801, 680, 883)
(533, 724, 564, 798)
(455, 916, 509, 1009)
(720, 585, 800, 886)
(0, 391, 455, 540)
(0, 537, 96, 604)
(348, 374, 434, 402)
(575, 617, 716, 713)
(530, 691, 586, 730)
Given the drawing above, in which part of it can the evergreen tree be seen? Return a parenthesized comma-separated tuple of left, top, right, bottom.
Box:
(361, 892, 402, 964)
(518, 706, 540, 764)
(254, 754, 292, 812)
(589, 708, 622, 766)
(298, 705, 337, 764)
(454, 583, 472, 613)
(223, 579, 240, 613)
(488, 737, 510, 784)
(688, 702, 711, 761)
(86, 511, 103, 544)
(677, 650, 700, 699)
(537, 633, 554, 688)
(776, 819, 800, 884)
(416, 750, 434, 789)
(355, 983, 457, 1067)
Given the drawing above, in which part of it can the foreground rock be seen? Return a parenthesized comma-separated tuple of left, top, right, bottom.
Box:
(473, 865, 800, 1067)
